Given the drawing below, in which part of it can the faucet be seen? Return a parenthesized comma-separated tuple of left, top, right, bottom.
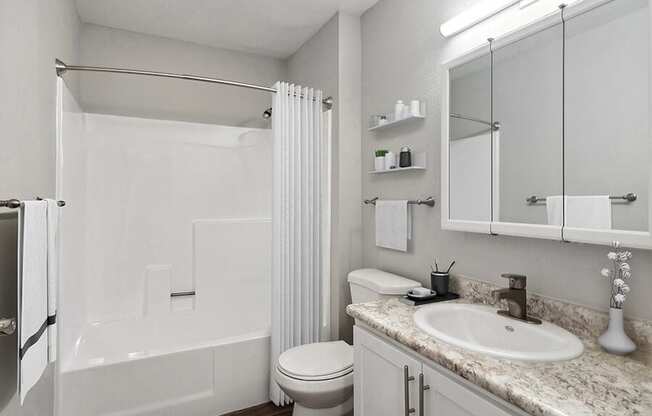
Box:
(491, 274, 541, 325)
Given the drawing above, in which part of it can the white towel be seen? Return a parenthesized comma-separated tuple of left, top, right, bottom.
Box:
(375, 200, 410, 252)
(566, 195, 612, 229)
(18, 201, 49, 404)
(547, 195, 612, 229)
(45, 199, 59, 363)
(546, 196, 564, 226)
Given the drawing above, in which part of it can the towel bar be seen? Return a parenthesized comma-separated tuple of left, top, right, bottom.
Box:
(364, 197, 435, 207)
(1, 198, 66, 208)
(526, 193, 637, 204)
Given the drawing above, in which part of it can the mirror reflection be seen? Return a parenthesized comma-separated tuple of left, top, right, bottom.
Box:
(448, 53, 493, 222)
(564, 0, 649, 232)
(492, 23, 563, 226)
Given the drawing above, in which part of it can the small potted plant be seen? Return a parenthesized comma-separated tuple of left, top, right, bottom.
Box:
(598, 241, 636, 355)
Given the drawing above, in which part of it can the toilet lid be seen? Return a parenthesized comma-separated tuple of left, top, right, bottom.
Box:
(278, 341, 353, 381)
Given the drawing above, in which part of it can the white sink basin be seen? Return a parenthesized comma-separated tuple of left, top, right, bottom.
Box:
(413, 303, 584, 362)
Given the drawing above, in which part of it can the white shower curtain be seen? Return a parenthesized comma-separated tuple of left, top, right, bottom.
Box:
(270, 82, 324, 405)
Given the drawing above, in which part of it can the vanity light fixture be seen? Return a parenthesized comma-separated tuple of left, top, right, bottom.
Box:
(440, 0, 522, 38)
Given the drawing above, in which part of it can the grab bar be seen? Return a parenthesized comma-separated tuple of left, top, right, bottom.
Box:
(170, 291, 196, 298)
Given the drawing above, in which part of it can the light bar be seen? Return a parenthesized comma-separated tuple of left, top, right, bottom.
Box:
(440, 0, 522, 38)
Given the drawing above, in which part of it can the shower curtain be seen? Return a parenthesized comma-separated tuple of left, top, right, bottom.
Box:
(270, 82, 324, 405)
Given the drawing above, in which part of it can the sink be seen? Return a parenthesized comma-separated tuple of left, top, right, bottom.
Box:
(413, 303, 584, 362)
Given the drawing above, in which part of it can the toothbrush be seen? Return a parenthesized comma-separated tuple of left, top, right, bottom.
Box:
(446, 261, 456, 273)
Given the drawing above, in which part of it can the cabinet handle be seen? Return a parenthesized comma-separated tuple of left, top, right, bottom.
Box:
(418, 373, 430, 416)
(403, 365, 415, 415)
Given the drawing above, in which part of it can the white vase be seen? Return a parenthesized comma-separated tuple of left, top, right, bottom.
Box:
(598, 307, 636, 355)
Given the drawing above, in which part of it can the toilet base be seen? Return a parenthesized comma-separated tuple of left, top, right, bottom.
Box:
(292, 396, 353, 416)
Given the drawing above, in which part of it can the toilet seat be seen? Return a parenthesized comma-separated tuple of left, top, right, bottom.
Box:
(277, 341, 353, 381)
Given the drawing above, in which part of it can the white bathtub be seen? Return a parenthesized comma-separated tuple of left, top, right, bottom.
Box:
(57, 311, 271, 416)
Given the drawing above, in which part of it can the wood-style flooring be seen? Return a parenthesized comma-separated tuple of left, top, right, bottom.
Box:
(221, 402, 293, 416)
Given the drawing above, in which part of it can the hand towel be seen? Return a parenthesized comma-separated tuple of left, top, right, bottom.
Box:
(546, 196, 564, 226)
(18, 201, 49, 404)
(45, 199, 59, 363)
(565, 195, 612, 229)
(375, 200, 410, 252)
(546, 195, 612, 229)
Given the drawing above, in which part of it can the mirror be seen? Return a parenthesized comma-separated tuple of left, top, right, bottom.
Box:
(492, 23, 563, 229)
(448, 52, 493, 224)
(564, 0, 649, 233)
(441, 0, 652, 248)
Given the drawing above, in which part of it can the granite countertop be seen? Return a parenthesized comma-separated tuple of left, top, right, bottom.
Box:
(346, 280, 652, 416)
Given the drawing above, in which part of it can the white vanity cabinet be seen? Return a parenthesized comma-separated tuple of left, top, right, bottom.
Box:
(354, 326, 527, 416)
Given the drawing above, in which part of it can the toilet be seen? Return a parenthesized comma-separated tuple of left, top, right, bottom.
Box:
(274, 268, 421, 416)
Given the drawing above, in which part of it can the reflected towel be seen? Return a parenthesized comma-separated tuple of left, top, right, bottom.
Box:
(547, 195, 612, 229)
(546, 196, 564, 226)
(375, 200, 410, 251)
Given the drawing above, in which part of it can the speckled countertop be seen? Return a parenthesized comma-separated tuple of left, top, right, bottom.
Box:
(346, 276, 652, 416)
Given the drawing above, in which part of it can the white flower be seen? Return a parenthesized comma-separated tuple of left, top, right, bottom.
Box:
(607, 252, 618, 260)
(600, 268, 611, 278)
(621, 284, 631, 294)
(619, 251, 632, 261)
(614, 293, 626, 305)
(613, 278, 625, 288)
(622, 270, 632, 279)
(619, 263, 631, 271)
(612, 241, 621, 249)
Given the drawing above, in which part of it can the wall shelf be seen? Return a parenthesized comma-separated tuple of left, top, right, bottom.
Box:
(369, 152, 426, 174)
(368, 114, 425, 132)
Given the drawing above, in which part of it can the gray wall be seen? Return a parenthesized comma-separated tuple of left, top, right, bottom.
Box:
(360, 0, 652, 330)
(287, 12, 363, 343)
(79, 24, 287, 127)
(0, 0, 80, 414)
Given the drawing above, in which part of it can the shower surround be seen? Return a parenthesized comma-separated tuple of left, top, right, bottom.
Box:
(56, 81, 273, 415)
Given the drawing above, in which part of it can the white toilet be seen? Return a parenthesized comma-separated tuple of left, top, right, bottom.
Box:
(274, 268, 421, 416)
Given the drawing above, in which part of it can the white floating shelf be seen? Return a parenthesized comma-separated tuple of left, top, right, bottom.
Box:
(368, 114, 425, 132)
(369, 152, 426, 174)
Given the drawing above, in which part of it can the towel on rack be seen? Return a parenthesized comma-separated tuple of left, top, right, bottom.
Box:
(546, 195, 612, 229)
(18, 201, 49, 404)
(375, 200, 410, 252)
(546, 196, 564, 226)
(45, 199, 59, 363)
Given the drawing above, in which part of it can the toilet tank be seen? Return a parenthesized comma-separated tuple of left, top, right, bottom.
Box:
(347, 269, 421, 304)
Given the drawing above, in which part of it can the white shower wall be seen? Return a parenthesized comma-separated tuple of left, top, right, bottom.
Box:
(58, 81, 273, 370)
(81, 114, 272, 324)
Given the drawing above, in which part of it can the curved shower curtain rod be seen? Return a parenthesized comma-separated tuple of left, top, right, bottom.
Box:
(55, 59, 334, 110)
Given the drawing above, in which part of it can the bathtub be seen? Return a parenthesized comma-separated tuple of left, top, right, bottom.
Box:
(57, 310, 271, 416)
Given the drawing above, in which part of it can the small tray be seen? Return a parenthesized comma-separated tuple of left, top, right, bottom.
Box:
(406, 289, 437, 301)
(400, 292, 460, 307)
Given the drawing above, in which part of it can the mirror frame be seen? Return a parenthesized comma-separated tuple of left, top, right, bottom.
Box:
(440, 0, 652, 249)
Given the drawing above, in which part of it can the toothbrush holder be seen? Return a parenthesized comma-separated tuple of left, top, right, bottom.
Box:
(430, 272, 450, 296)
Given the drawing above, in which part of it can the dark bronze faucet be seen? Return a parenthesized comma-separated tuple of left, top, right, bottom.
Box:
(492, 274, 541, 325)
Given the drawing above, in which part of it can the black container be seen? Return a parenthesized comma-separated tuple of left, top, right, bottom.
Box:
(399, 146, 412, 168)
(430, 272, 449, 295)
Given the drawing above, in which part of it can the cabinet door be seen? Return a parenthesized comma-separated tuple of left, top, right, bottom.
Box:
(421, 364, 518, 416)
(354, 326, 421, 416)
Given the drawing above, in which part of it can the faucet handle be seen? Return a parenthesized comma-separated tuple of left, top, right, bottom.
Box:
(500, 273, 527, 289)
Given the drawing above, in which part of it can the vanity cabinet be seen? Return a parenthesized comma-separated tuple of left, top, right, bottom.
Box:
(354, 326, 526, 416)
